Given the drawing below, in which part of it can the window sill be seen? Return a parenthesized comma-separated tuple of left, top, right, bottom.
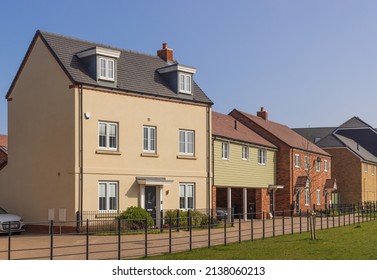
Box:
(141, 152, 159, 158)
(177, 155, 197, 160)
(96, 149, 122, 155)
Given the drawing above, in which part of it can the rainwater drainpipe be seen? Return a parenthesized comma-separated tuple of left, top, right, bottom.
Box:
(206, 106, 211, 214)
(79, 84, 84, 226)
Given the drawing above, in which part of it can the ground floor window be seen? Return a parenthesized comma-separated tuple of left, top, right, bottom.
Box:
(316, 189, 321, 205)
(98, 181, 118, 212)
(179, 183, 194, 210)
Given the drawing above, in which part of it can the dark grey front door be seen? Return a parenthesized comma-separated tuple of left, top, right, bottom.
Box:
(145, 186, 157, 220)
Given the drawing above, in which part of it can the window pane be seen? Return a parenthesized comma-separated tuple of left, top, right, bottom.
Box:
(143, 127, 148, 150)
(185, 75, 191, 92)
(100, 59, 106, 77)
(108, 60, 114, 79)
(108, 124, 117, 148)
(187, 131, 194, 154)
(99, 183, 107, 211)
(179, 131, 186, 153)
(180, 74, 185, 91)
(150, 127, 155, 151)
(99, 123, 107, 147)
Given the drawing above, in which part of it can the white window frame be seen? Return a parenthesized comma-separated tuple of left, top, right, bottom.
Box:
(304, 156, 309, 170)
(372, 165, 375, 176)
(179, 130, 194, 156)
(305, 189, 310, 206)
(316, 189, 321, 205)
(258, 149, 267, 165)
(364, 163, 368, 173)
(324, 160, 328, 172)
(99, 57, 115, 81)
(179, 183, 195, 210)
(222, 142, 229, 160)
(98, 181, 118, 212)
(143, 126, 156, 153)
(295, 154, 301, 168)
(316, 160, 321, 172)
(242, 146, 249, 160)
(98, 121, 118, 150)
(179, 73, 192, 94)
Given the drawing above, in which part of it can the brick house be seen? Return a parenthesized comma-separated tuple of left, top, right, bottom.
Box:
(230, 108, 336, 213)
(295, 117, 377, 204)
(212, 111, 278, 219)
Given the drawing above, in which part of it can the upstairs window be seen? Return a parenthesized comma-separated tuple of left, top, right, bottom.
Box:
(222, 142, 229, 160)
(258, 149, 267, 165)
(99, 57, 115, 81)
(324, 160, 328, 172)
(179, 130, 194, 156)
(242, 146, 249, 160)
(316, 160, 321, 172)
(143, 126, 156, 153)
(99, 122, 118, 150)
(304, 156, 309, 170)
(179, 73, 192, 94)
(372, 165, 375, 176)
(295, 154, 301, 168)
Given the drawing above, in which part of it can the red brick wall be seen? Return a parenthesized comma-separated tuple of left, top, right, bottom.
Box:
(324, 148, 362, 204)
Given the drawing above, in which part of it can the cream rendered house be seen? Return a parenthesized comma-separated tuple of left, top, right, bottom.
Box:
(0, 31, 213, 224)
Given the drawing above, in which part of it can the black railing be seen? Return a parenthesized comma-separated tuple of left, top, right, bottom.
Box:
(1, 203, 376, 260)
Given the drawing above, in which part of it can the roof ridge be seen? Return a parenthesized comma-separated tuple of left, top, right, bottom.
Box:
(38, 30, 165, 61)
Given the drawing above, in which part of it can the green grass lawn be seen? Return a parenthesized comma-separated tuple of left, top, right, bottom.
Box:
(146, 220, 377, 260)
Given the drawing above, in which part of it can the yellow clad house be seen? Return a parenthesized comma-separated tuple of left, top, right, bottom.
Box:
(212, 112, 278, 219)
(0, 31, 213, 224)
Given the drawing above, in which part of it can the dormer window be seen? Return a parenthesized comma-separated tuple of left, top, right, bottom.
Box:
(179, 73, 192, 94)
(157, 64, 196, 95)
(76, 47, 120, 85)
(99, 57, 115, 81)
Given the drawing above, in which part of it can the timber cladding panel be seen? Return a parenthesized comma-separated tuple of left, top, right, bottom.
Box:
(213, 139, 275, 188)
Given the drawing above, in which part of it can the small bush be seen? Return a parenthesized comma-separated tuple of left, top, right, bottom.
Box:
(118, 207, 154, 230)
(164, 210, 209, 229)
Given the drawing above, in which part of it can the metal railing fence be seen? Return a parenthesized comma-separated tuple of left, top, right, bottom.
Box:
(1, 203, 376, 260)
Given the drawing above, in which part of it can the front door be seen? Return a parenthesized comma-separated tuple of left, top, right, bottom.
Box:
(145, 186, 157, 221)
(295, 192, 301, 213)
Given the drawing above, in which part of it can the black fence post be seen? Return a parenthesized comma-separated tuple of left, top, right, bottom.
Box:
(176, 209, 180, 232)
(208, 212, 211, 248)
(338, 207, 341, 227)
(50, 220, 54, 260)
(238, 214, 241, 243)
(272, 211, 275, 238)
(144, 219, 148, 258)
(160, 210, 163, 233)
(343, 206, 345, 226)
(291, 209, 294, 235)
(299, 210, 302, 234)
(306, 210, 309, 232)
(117, 218, 121, 260)
(8, 221, 11, 260)
(348, 207, 351, 226)
(86, 219, 89, 260)
(189, 210, 192, 251)
(224, 214, 227, 246)
(282, 210, 285, 236)
(251, 214, 254, 241)
(357, 203, 360, 224)
(169, 217, 172, 254)
(262, 212, 265, 239)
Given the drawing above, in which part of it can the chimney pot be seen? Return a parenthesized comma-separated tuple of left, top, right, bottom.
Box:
(257, 107, 268, 120)
(157, 42, 173, 62)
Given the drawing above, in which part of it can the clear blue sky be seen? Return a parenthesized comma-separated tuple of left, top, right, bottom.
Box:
(1, 0, 377, 135)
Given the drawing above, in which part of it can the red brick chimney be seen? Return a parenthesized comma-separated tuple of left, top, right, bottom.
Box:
(257, 107, 268, 120)
(157, 42, 173, 62)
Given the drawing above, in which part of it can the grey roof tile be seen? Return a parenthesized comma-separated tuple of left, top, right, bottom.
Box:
(39, 31, 213, 105)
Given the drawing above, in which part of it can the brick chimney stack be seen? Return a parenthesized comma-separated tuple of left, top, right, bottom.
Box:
(257, 107, 268, 120)
(157, 42, 173, 62)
